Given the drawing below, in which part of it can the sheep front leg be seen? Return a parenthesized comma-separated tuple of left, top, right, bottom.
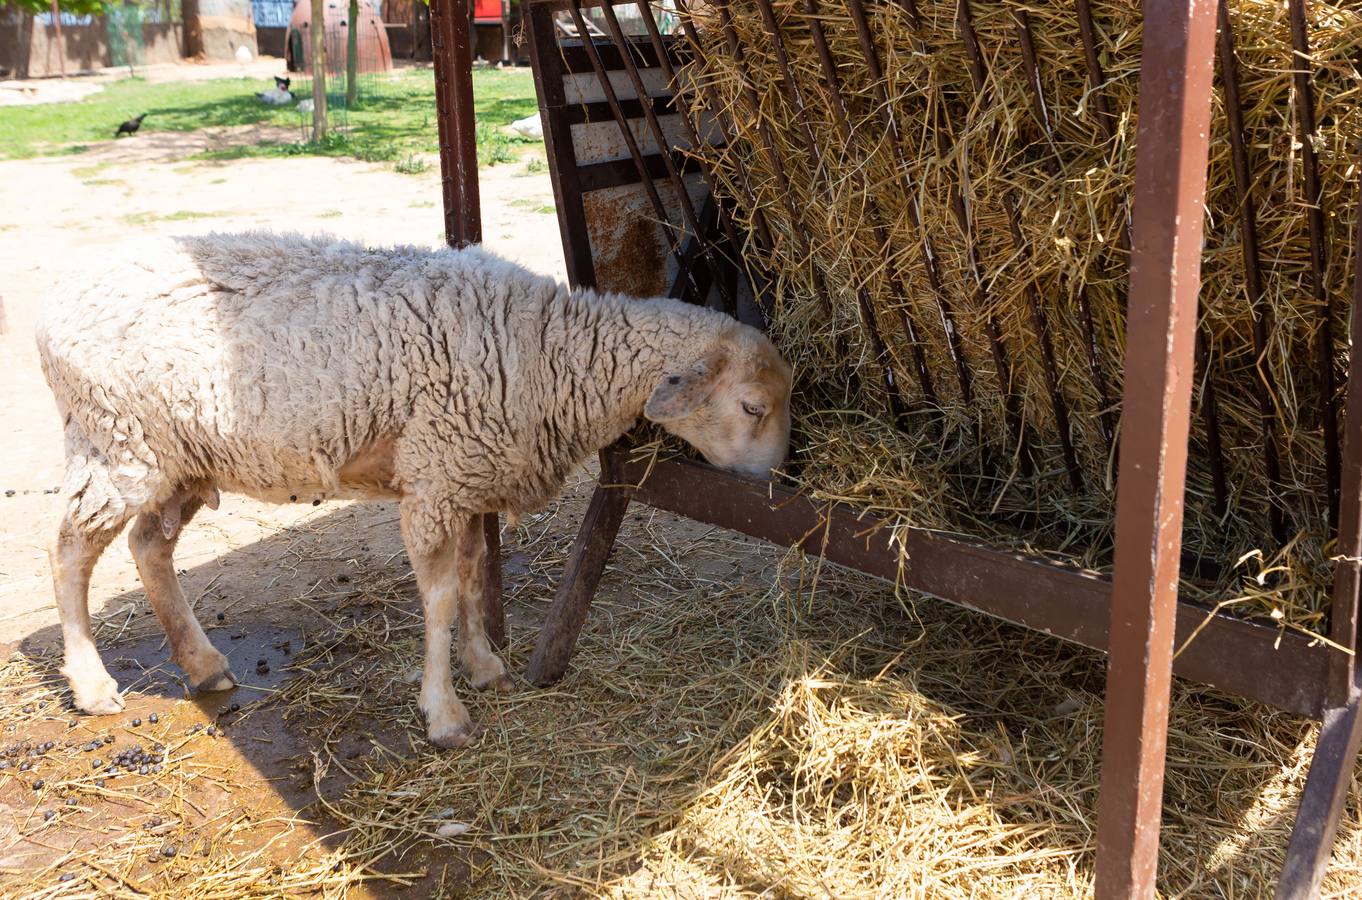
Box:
(128, 501, 235, 693)
(402, 501, 476, 749)
(453, 518, 511, 692)
(51, 516, 127, 715)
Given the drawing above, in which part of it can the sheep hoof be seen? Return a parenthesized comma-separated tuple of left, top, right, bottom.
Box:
(428, 721, 481, 750)
(474, 672, 514, 693)
(193, 668, 237, 693)
(73, 682, 125, 716)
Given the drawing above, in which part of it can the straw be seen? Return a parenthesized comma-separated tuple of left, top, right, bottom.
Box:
(673, 0, 1362, 634)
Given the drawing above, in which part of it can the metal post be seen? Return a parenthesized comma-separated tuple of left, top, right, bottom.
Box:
(430, 0, 504, 649)
(1093, 1, 1218, 897)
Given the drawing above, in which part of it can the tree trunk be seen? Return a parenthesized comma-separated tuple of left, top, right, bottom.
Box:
(49, 0, 65, 78)
(310, 0, 327, 140)
(345, 0, 358, 107)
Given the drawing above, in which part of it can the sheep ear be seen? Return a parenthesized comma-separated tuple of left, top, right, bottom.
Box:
(644, 353, 725, 422)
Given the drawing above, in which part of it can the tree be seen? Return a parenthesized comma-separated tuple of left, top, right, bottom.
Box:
(345, 0, 358, 107)
(9, 0, 104, 14)
(310, 0, 327, 140)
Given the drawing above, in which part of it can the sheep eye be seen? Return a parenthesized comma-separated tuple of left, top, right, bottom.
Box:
(742, 401, 765, 418)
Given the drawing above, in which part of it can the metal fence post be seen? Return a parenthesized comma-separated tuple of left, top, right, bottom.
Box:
(1093, 1, 1218, 895)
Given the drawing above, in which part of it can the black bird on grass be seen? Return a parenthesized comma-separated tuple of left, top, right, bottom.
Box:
(114, 114, 147, 137)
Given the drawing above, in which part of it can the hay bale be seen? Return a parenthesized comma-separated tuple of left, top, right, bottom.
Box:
(675, 0, 1362, 634)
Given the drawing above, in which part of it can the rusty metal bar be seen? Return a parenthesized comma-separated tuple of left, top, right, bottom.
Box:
(1074, 0, 1115, 143)
(565, 2, 707, 300)
(1003, 194, 1084, 491)
(698, 0, 910, 418)
(527, 450, 634, 685)
(430, 0, 481, 247)
(431, 0, 505, 650)
(1275, 698, 1362, 898)
(545, 451, 1335, 718)
(1215, 0, 1285, 543)
(1195, 330, 1229, 517)
(741, 0, 929, 419)
(528, 5, 599, 287)
(596, 0, 736, 313)
(842, 0, 970, 412)
(967, 2, 1089, 486)
(634, 0, 751, 314)
(670, 8, 778, 257)
(664, 5, 784, 327)
(1093, 1, 1219, 895)
(1288, 0, 1340, 528)
(1268, 134, 1362, 900)
(1007, 5, 1119, 457)
(795, 0, 933, 415)
(1325, 141, 1362, 707)
(1279, 202, 1361, 887)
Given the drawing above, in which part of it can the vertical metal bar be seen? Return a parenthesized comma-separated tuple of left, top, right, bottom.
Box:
(431, 0, 481, 247)
(431, 0, 504, 650)
(565, 3, 707, 302)
(842, 0, 970, 412)
(670, 8, 779, 258)
(1276, 699, 1362, 899)
(1280, 221, 1358, 891)
(1006, 5, 1118, 458)
(527, 3, 598, 287)
(1074, 0, 1115, 143)
(596, 0, 736, 312)
(1216, 0, 1285, 543)
(1093, 2, 1218, 896)
(1288, 0, 1340, 528)
(1325, 140, 1362, 707)
(738, 0, 929, 418)
(1004, 194, 1084, 492)
(685, 0, 911, 419)
(1195, 330, 1229, 517)
(952, 0, 1030, 468)
(955, 1, 1078, 485)
(634, 2, 751, 313)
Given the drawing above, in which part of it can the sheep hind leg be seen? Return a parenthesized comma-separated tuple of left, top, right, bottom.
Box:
(128, 498, 235, 693)
(51, 515, 128, 715)
(454, 516, 511, 693)
(403, 503, 476, 749)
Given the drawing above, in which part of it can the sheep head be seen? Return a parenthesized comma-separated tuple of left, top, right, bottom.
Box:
(644, 321, 792, 481)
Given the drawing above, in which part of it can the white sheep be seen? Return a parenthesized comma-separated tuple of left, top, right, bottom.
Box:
(37, 232, 792, 748)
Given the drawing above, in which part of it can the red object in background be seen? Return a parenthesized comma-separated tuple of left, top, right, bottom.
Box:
(473, 0, 501, 23)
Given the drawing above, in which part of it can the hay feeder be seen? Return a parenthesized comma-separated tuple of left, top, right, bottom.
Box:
(421, 0, 1362, 895)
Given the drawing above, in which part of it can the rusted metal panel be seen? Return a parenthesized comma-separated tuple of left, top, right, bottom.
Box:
(1093, 1, 1220, 896)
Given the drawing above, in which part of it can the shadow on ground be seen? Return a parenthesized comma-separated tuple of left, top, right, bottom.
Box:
(0, 476, 1354, 896)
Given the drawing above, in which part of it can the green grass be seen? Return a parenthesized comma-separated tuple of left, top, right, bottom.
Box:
(0, 69, 542, 168)
(121, 209, 221, 227)
(510, 197, 556, 215)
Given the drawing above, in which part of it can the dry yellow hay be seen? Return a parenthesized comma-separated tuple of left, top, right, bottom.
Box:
(673, 0, 1362, 635)
(3, 487, 1361, 897)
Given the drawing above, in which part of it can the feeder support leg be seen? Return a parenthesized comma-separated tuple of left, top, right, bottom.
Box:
(1093, 1, 1218, 897)
(528, 450, 633, 685)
